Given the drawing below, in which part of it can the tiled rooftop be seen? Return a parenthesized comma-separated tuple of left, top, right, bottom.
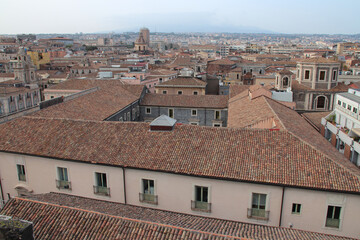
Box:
(0, 117, 360, 193)
(141, 93, 228, 108)
(31, 79, 144, 121)
(0, 193, 354, 240)
(301, 111, 330, 131)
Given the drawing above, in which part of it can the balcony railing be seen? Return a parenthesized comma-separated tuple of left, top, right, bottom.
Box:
(139, 193, 158, 205)
(18, 174, 26, 182)
(326, 218, 340, 228)
(191, 200, 211, 213)
(93, 185, 110, 196)
(56, 180, 71, 190)
(247, 208, 270, 220)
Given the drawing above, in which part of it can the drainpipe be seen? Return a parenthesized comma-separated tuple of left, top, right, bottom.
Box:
(205, 109, 207, 126)
(0, 178, 5, 206)
(279, 186, 285, 227)
(122, 167, 127, 204)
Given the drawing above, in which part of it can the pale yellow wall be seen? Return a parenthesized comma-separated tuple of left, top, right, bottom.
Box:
(27, 51, 50, 69)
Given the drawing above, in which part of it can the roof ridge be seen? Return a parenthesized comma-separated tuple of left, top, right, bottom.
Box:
(12, 197, 247, 240)
(262, 96, 287, 130)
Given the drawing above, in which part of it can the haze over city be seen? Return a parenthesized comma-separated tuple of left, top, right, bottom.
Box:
(1, 0, 360, 34)
(1, 1, 360, 239)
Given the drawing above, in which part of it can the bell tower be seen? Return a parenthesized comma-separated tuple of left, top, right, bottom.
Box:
(13, 47, 37, 85)
(275, 69, 293, 91)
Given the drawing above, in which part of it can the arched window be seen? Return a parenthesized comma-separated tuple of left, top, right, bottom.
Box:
(316, 96, 327, 109)
(283, 77, 289, 87)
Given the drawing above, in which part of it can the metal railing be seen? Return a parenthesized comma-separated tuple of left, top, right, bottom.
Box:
(18, 174, 26, 182)
(93, 186, 110, 196)
(247, 208, 270, 220)
(326, 218, 340, 228)
(56, 180, 71, 190)
(139, 193, 158, 205)
(191, 200, 211, 213)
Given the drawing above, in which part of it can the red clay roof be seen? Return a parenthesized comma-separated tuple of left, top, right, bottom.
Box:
(0, 117, 360, 193)
(0, 193, 354, 240)
(31, 79, 144, 120)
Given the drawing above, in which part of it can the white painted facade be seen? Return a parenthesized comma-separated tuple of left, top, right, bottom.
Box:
(0, 152, 359, 238)
(322, 89, 360, 166)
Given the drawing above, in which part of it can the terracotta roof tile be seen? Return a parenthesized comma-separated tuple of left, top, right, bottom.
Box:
(31, 79, 144, 120)
(0, 117, 360, 193)
(301, 111, 331, 131)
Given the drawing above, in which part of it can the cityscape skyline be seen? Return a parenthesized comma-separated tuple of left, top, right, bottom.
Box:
(1, 0, 360, 35)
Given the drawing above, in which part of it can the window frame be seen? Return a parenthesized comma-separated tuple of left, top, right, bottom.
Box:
(304, 70, 310, 80)
(332, 70, 337, 81)
(191, 109, 197, 116)
(162, 90, 167, 94)
(95, 172, 107, 188)
(93, 172, 110, 196)
(168, 108, 174, 118)
(214, 110, 221, 120)
(193, 91, 198, 95)
(191, 184, 211, 212)
(57, 167, 69, 182)
(145, 107, 151, 114)
(139, 178, 157, 204)
(177, 91, 183, 95)
(319, 70, 326, 81)
(325, 205, 342, 229)
(56, 166, 71, 190)
(247, 192, 269, 220)
(291, 203, 302, 215)
(16, 164, 26, 182)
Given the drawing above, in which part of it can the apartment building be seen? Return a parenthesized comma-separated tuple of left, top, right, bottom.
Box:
(321, 88, 360, 167)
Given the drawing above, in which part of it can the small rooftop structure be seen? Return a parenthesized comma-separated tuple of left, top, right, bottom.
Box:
(150, 115, 176, 131)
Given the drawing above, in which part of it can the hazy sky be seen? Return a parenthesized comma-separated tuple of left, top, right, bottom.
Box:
(1, 0, 359, 34)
